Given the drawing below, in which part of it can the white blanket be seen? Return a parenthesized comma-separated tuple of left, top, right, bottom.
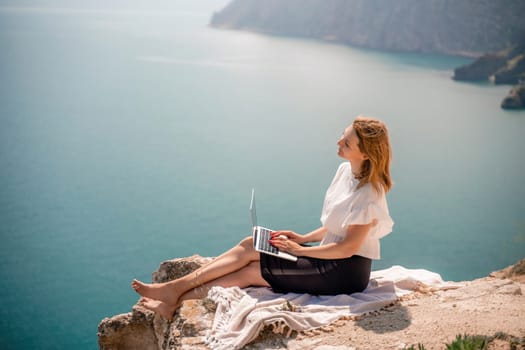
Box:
(204, 265, 462, 350)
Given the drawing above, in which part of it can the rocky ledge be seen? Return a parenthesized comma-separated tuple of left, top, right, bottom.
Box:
(98, 257, 524, 349)
(98, 255, 214, 350)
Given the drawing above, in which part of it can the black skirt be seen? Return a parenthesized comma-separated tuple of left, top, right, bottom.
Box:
(260, 253, 371, 295)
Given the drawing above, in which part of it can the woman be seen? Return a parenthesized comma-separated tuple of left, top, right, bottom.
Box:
(132, 116, 393, 320)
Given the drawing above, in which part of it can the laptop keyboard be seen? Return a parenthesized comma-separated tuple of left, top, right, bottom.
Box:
(257, 228, 279, 254)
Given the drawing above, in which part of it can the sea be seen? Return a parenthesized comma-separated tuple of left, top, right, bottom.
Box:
(0, 1, 524, 348)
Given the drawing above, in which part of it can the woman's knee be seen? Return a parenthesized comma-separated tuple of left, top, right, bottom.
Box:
(237, 236, 259, 260)
(238, 236, 253, 248)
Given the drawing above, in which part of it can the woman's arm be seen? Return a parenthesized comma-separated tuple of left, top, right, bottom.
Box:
(271, 227, 327, 244)
(271, 222, 374, 259)
(301, 226, 328, 243)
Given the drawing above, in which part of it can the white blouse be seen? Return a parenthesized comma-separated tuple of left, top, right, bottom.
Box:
(320, 162, 393, 259)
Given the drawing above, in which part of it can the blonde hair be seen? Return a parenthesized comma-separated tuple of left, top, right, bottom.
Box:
(352, 116, 393, 193)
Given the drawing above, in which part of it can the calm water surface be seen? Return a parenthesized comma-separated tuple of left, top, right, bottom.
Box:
(0, 1, 524, 348)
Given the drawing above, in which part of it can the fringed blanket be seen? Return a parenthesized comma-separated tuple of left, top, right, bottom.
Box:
(205, 265, 462, 350)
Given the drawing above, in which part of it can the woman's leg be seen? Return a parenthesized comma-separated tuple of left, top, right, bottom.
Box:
(179, 260, 269, 301)
(132, 236, 260, 306)
(139, 261, 269, 320)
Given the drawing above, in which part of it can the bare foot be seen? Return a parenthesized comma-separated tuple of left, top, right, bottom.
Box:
(131, 279, 180, 306)
(138, 297, 178, 321)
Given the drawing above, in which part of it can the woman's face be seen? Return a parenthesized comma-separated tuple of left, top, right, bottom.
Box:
(337, 126, 368, 163)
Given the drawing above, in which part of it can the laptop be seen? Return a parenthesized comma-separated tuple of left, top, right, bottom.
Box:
(250, 188, 297, 261)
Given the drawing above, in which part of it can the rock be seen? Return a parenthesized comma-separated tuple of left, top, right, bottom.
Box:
(149, 299, 215, 350)
(152, 255, 211, 283)
(97, 256, 215, 350)
(98, 307, 157, 350)
(490, 258, 525, 281)
(496, 283, 522, 296)
(510, 258, 525, 276)
(493, 54, 525, 84)
(501, 84, 525, 110)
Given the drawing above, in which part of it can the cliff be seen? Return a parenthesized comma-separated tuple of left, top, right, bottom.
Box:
(453, 41, 525, 83)
(453, 41, 525, 109)
(210, 0, 525, 57)
(98, 257, 525, 349)
(98, 256, 215, 350)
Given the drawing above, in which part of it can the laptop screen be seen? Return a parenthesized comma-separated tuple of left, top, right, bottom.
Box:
(249, 188, 257, 229)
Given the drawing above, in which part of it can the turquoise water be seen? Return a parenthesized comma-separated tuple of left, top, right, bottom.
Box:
(1, 1, 524, 348)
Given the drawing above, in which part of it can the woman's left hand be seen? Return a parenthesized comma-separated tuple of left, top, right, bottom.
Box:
(269, 234, 303, 255)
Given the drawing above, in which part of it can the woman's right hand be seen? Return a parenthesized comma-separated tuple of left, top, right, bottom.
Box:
(270, 230, 304, 244)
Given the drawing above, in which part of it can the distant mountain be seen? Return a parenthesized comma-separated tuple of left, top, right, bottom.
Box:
(211, 0, 525, 109)
(210, 0, 525, 57)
